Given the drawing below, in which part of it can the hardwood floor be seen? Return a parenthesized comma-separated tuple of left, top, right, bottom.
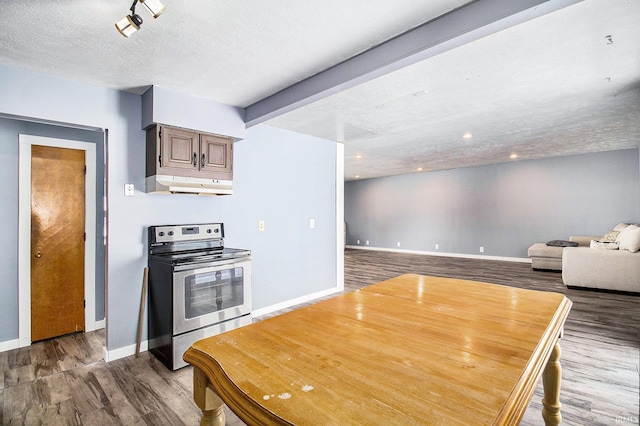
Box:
(2, 249, 638, 425)
(343, 249, 640, 426)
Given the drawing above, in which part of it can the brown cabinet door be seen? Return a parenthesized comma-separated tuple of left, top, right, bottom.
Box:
(148, 124, 234, 181)
(160, 126, 199, 173)
(31, 145, 85, 341)
(200, 134, 233, 180)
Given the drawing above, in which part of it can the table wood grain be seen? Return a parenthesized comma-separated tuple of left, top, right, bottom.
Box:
(184, 274, 572, 425)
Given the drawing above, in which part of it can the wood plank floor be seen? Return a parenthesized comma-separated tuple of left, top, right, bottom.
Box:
(2, 249, 638, 425)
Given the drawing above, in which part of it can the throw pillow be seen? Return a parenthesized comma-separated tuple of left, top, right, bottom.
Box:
(601, 230, 619, 242)
(590, 240, 619, 250)
(613, 223, 629, 232)
(618, 225, 640, 253)
(546, 240, 578, 247)
(615, 224, 631, 243)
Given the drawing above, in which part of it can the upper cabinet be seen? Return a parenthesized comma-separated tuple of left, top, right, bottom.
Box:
(200, 132, 233, 178)
(146, 124, 233, 181)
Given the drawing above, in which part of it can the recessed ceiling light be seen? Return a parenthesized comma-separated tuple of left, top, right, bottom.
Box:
(417, 167, 423, 172)
(510, 153, 518, 159)
(355, 175, 360, 179)
(463, 132, 473, 140)
(355, 154, 362, 159)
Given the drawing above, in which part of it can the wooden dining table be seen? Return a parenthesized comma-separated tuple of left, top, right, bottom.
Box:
(183, 274, 572, 426)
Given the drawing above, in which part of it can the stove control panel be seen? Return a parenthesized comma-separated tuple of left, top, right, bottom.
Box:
(151, 223, 224, 244)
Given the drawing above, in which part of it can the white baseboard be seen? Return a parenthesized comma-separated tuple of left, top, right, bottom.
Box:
(103, 288, 341, 362)
(2, 320, 106, 354)
(101, 248, 529, 362)
(0, 338, 20, 353)
(253, 286, 343, 318)
(104, 340, 148, 363)
(346, 245, 531, 263)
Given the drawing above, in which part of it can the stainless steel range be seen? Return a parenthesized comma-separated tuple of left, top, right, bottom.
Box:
(147, 223, 252, 370)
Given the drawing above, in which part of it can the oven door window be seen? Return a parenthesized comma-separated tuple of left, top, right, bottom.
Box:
(184, 267, 244, 319)
(173, 260, 251, 336)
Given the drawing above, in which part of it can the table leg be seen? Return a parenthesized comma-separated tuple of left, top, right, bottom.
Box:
(193, 366, 226, 426)
(541, 340, 562, 426)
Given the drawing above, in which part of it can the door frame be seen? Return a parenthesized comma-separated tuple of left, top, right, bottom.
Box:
(18, 135, 97, 347)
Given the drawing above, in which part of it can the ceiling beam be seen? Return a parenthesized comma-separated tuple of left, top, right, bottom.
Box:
(244, 0, 584, 127)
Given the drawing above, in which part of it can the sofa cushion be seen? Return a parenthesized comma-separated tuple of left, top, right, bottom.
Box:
(590, 240, 619, 250)
(618, 225, 640, 253)
(528, 243, 564, 258)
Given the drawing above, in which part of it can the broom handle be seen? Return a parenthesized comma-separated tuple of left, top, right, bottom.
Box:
(135, 267, 149, 358)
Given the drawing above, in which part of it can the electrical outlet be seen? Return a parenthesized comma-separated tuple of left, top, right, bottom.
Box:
(480, 246, 484, 253)
(258, 220, 265, 232)
(124, 183, 134, 197)
(310, 219, 315, 229)
(435, 244, 439, 250)
(366, 240, 369, 245)
(397, 242, 401, 247)
(357, 239, 360, 244)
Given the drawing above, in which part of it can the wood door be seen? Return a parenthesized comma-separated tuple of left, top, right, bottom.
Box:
(160, 126, 199, 174)
(200, 134, 233, 180)
(31, 145, 86, 342)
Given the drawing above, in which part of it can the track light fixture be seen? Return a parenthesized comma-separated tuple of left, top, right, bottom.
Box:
(115, 0, 166, 38)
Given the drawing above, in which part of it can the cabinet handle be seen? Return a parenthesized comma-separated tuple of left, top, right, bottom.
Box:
(201, 153, 206, 169)
(193, 152, 197, 167)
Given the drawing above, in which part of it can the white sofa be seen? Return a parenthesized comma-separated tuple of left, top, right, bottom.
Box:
(562, 225, 640, 293)
(528, 243, 565, 271)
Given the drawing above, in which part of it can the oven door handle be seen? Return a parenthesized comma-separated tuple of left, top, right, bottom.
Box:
(172, 257, 250, 273)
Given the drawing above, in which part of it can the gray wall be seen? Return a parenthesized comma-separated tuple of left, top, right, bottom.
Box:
(345, 149, 640, 258)
(0, 64, 337, 352)
(139, 124, 338, 309)
(229, 125, 337, 306)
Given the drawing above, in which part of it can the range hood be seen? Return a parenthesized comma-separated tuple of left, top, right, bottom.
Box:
(146, 175, 233, 196)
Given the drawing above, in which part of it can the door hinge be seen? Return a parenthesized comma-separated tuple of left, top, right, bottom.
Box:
(84, 165, 87, 175)
(84, 300, 86, 308)
(158, 154, 162, 166)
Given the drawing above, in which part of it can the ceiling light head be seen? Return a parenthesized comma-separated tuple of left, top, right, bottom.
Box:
(116, 0, 166, 37)
(115, 13, 143, 37)
(355, 154, 362, 159)
(462, 132, 473, 140)
(510, 153, 518, 159)
(140, 0, 166, 18)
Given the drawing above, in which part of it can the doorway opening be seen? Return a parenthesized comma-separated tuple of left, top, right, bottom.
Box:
(18, 134, 102, 347)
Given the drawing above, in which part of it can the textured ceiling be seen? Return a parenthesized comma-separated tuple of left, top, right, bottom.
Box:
(0, 0, 469, 106)
(0, 0, 638, 180)
(265, 0, 640, 180)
